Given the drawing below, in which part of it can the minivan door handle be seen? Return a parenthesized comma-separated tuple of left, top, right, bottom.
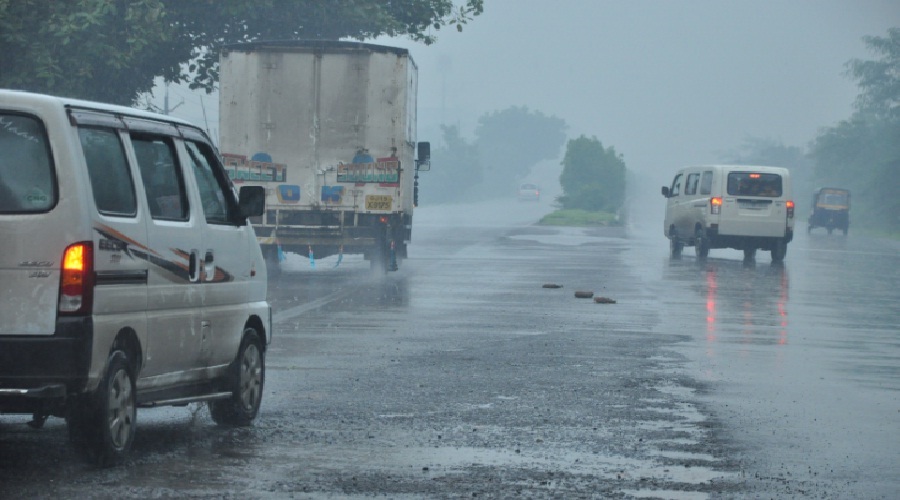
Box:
(189, 250, 200, 283)
(203, 250, 215, 282)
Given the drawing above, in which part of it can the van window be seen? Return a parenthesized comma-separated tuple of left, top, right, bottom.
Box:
(78, 128, 137, 216)
(0, 114, 55, 212)
(669, 173, 683, 197)
(727, 172, 782, 197)
(183, 140, 237, 225)
(132, 135, 189, 221)
(700, 171, 713, 195)
(685, 173, 700, 195)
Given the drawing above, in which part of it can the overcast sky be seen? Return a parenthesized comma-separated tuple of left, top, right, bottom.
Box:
(159, 0, 897, 183)
(378, 0, 898, 180)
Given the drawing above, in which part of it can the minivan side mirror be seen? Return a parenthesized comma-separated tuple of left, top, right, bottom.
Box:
(238, 185, 266, 219)
(661, 186, 670, 197)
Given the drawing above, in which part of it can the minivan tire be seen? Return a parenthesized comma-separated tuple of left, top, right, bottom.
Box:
(68, 351, 136, 466)
(694, 229, 710, 259)
(771, 239, 788, 262)
(210, 329, 265, 426)
(670, 231, 684, 259)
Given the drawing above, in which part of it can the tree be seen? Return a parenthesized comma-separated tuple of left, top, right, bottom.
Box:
(558, 135, 626, 212)
(846, 27, 900, 119)
(472, 106, 568, 195)
(810, 28, 900, 231)
(421, 125, 482, 204)
(0, 0, 484, 105)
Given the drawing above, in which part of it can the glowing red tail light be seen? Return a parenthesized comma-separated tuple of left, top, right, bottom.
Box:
(59, 242, 94, 315)
(710, 196, 723, 215)
(786, 200, 795, 218)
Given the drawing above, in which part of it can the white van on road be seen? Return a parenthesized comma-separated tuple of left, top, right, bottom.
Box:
(0, 90, 271, 465)
(661, 165, 795, 261)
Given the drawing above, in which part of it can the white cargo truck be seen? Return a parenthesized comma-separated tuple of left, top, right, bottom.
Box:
(218, 40, 430, 273)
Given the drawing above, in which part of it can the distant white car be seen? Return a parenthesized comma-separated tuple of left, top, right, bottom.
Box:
(518, 183, 541, 202)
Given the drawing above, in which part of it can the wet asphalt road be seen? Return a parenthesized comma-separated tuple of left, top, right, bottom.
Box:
(1, 197, 898, 499)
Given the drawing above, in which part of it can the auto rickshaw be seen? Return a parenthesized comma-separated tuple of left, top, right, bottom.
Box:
(808, 187, 850, 235)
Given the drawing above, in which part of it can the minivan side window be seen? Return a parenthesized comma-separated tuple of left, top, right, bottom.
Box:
(78, 128, 137, 216)
(685, 173, 700, 195)
(669, 174, 683, 197)
(700, 171, 713, 195)
(184, 140, 239, 225)
(0, 114, 55, 213)
(132, 135, 189, 221)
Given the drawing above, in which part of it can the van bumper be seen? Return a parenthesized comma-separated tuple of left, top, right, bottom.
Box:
(0, 317, 93, 414)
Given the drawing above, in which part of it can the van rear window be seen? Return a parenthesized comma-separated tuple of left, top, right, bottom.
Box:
(727, 172, 782, 197)
(0, 114, 55, 212)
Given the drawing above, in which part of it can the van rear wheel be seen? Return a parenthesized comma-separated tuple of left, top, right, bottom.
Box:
(694, 230, 710, 259)
(67, 351, 136, 466)
(743, 248, 757, 261)
(771, 239, 788, 262)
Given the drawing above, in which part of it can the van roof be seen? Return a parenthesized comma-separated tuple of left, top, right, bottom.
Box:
(0, 89, 196, 127)
(681, 164, 791, 173)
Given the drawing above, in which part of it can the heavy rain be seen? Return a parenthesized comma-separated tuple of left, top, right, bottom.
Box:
(1, 1, 898, 499)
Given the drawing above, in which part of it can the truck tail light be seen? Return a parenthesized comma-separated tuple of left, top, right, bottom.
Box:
(59, 242, 94, 315)
(710, 197, 723, 215)
(786, 200, 795, 218)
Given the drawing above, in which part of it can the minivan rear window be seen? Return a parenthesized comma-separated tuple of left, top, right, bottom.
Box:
(727, 172, 782, 197)
(0, 114, 55, 212)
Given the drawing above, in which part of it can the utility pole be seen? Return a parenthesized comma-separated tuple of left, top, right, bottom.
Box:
(163, 82, 184, 115)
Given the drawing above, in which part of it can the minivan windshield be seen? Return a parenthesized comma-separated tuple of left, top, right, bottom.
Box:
(726, 172, 782, 197)
(0, 114, 55, 212)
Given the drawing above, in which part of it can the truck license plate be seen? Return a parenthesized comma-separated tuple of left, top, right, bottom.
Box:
(365, 195, 392, 211)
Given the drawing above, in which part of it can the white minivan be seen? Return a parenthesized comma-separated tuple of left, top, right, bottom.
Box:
(0, 90, 271, 465)
(661, 165, 795, 261)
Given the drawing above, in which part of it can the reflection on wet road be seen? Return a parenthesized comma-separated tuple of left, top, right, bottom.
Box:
(625, 213, 900, 498)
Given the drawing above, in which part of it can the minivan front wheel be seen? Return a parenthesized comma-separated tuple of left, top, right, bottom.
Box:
(670, 234, 684, 258)
(210, 329, 265, 426)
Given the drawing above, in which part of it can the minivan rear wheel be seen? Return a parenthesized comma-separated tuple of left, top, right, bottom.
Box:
(743, 248, 757, 261)
(771, 239, 788, 262)
(68, 351, 136, 466)
(694, 229, 710, 259)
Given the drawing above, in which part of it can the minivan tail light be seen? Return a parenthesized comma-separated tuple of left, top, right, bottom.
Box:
(710, 197, 723, 215)
(786, 200, 795, 218)
(59, 242, 94, 315)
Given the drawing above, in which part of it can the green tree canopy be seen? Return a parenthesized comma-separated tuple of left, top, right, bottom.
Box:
(558, 135, 626, 212)
(810, 27, 900, 231)
(472, 106, 568, 195)
(0, 0, 483, 105)
(846, 27, 900, 119)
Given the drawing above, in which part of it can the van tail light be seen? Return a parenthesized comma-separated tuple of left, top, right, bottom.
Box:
(710, 197, 723, 215)
(58, 242, 94, 315)
(786, 200, 795, 218)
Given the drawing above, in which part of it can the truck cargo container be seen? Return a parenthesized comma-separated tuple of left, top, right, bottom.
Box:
(219, 40, 430, 274)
